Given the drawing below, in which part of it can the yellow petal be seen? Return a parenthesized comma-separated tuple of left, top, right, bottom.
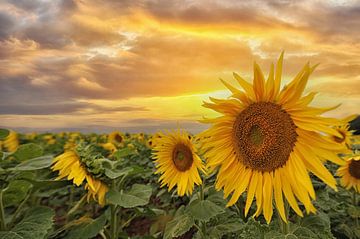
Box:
(262, 172, 273, 224)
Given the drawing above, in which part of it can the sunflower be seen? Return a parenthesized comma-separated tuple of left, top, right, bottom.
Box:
(199, 53, 348, 223)
(25, 132, 37, 141)
(2, 130, 19, 153)
(100, 142, 117, 155)
(148, 132, 163, 148)
(64, 141, 76, 151)
(108, 131, 123, 144)
(52, 150, 108, 206)
(331, 116, 357, 149)
(337, 155, 360, 192)
(153, 130, 206, 196)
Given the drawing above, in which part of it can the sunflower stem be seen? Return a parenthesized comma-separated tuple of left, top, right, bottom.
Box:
(194, 224, 205, 238)
(0, 189, 6, 231)
(110, 204, 117, 239)
(200, 182, 205, 201)
(67, 194, 87, 217)
(279, 201, 289, 235)
(69, 187, 74, 205)
(110, 181, 118, 239)
(353, 190, 357, 205)
(9, 187, 33, 227)
(199, 182, 207, 237)
(353, 190, 359, 227)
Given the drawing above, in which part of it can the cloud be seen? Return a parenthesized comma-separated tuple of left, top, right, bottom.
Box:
(76, 77, 107, 91)
(313, 77, 360, 97)
(0, 11, 16, 39)
(0, 101, 148, 115)
(0, 0, 359, 132)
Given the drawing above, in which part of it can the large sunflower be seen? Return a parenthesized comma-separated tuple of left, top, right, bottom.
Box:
(337, 155, 360, 192)
(199, 53, 348, 223)
(52, 150, 108, 206)
(153, 130, 206, 196)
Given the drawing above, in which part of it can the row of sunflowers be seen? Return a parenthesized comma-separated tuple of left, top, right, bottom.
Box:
(0, 53, 359, 238)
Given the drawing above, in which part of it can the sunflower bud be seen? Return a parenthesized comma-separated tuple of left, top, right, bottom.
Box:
(76, 143, 105, 179)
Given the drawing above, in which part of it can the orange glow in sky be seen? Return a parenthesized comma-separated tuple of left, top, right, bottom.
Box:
(0, 0, 359, 132)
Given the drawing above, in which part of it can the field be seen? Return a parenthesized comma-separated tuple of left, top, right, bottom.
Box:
(0, 129, 359, 239)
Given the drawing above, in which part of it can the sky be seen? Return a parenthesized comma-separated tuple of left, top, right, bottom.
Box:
(0, 0, 359, 133)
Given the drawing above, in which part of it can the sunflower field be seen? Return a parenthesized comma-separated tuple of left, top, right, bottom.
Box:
(1, 55, 360, 239)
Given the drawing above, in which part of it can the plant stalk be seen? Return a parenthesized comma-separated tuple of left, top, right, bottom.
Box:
(199, 182, 206, 238)
(67, 194, 87, 217)
(110, 180, 118, 239)
(279, 201, 289, 235)
(353, 190, 359, 227)
(9, 187, 33, 227)
(0, 190, 7, 231)
(110, 204, 117, 239)
(200, 182, 204, 201)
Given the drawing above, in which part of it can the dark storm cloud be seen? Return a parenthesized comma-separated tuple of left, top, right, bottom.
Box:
(0, 101, 148, 115)
(141, 0, 360, 41)
(144, 0, 289, 27)
(0, 102, 89, 115)
(7, 0, 41, 11)
(0, 12, 16, 39)
(263, 0, 360, 42)
(0, 0, 76, 48)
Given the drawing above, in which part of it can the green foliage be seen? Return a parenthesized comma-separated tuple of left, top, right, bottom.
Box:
(207, 223, 245, 239)
(236, 218, 267, 239)
(13, 156, 53, 171)
(187, 199, 225, 222)
(64, 214, 107, 239)
(0, 129, 10, 140)
(164, 213, 194, 239)
(113, 147, 134, 160)
(0, 131, 358, 239)
(0, 206, 54, 239)
(11, 143, 43, 161)
(3, 180, 32, 207)
(107, 184, 152, 208)
(104, 166, 132, 179)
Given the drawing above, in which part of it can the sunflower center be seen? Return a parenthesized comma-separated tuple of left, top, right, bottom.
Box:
(233, 102, 297, 172)
(349, 160, 360, 179)
(172, 143, 193, 172)
(115, 134, 123, 143)
(249, 125, 264, 146)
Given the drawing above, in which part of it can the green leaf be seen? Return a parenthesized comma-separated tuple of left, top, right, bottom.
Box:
(348, 205, 360, 218)
(113, 148, 133, 160)
(208, 223, 244, 239)
(65, 214, 107, 239)
(12, 144, 43, 161)
(13, 156, 53, 171)
(285, 235, 298, 239)
(0, 206, 54, 239)
(291, 226, 317, 239)
(3, 180, 32, 207)
(106, 184, 152, 208)
(289, 213, 335, 239)
(104, 167, 134, 179)
(187, 199, 225, 222)
(264, 231, 285, 239)
(164, 213, 194, 239)
(0, 128, 10, 140)
(237, 218, 266, 239)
